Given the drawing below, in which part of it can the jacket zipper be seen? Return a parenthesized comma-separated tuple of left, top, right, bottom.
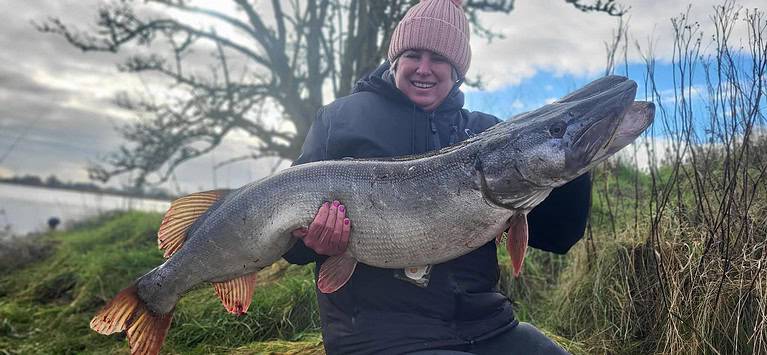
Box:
(428, 111, 440, 150)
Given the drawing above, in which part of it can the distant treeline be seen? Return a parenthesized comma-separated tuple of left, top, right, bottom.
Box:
(0, 174, 175, 201)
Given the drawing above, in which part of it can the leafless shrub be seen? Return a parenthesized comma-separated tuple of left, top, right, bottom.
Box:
(557, 3, 767, 354)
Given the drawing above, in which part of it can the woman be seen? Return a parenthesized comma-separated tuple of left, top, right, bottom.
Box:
(284, 0, 590, 354)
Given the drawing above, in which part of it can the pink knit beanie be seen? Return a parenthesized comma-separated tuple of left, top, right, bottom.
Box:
(387, 0, 471, 78)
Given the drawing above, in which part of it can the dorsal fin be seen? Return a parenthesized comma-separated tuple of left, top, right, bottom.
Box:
(158, 190, 229, 258)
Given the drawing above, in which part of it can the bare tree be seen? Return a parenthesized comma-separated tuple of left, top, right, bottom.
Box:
(37, 0, 625, 187)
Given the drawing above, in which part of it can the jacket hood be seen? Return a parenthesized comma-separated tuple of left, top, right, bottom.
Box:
(351, 62, 465, 113)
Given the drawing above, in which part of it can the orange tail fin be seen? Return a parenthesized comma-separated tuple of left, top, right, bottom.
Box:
(90, 286, 173, 355)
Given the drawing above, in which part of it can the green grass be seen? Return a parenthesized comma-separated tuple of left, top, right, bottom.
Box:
(0, 211, 321, 354)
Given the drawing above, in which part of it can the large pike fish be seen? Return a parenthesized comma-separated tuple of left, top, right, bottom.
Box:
(90, 75, 654, 354)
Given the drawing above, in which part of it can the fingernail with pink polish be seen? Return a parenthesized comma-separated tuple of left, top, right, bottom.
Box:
(344, 218, 350, 225)
(333, 200, 340, 207)
(339, 205, 345, 213)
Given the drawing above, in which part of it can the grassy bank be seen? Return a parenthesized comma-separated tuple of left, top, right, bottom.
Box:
(2, 189, 764, 354)
(0, 211, 323, 354)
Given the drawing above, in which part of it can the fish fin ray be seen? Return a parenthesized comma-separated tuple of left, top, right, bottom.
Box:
(158, 189, 229, 258)
(507, 213, 529, 278)
(212, 272, 258, 316)
(318, 255, 358, 294)
(90, 285, 140, 335)
(89, 285, 173, 355)
(126, 307, 173, 355)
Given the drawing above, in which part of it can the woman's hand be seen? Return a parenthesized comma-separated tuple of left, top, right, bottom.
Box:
(291, 200, 351, 256)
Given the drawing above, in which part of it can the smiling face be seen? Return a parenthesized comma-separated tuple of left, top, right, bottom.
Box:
(393, 49, 456, 112)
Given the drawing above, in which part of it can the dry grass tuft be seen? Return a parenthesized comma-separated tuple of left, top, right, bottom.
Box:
(552, 211, 767, 355)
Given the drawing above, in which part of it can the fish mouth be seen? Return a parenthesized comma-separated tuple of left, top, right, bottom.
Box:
(565, 77, 638, 173)
(571, 100, 655, 169)
(592, 101, 655, 161)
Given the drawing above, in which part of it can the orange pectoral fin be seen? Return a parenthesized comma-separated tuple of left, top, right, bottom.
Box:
(317, 255, 358, 294)
(507, 213, 529, 278)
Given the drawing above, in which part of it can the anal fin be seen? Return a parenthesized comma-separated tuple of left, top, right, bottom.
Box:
(158, 189, 229, 258)
(507, 213, 529, 278)
(212, 272, 258, 316)
(318, 255, 358, 294)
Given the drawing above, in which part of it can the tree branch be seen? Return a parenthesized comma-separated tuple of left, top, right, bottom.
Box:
(50, 0, 628, 187)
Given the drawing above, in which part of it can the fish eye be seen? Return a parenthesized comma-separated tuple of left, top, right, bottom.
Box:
(549, 121, 567, 138)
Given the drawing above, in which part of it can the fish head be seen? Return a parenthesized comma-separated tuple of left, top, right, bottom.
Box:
(475, 76, 653, 207)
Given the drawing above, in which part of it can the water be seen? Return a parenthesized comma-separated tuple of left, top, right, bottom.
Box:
(0, 182, 170, 237)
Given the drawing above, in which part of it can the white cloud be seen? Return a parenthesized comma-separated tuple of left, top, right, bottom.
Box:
(469, 0, 765, 89)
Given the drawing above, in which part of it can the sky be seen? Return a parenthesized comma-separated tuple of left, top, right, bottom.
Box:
(0, 0, 763, 193)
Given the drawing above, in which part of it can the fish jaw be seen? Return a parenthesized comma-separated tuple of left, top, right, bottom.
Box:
(595, 101, 655, 161)
(565, 78, 638, 175)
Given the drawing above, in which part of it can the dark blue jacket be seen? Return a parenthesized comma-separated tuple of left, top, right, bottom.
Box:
(283, 63, 591, 355)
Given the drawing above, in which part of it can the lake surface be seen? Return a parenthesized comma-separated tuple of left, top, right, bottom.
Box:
(0, 183, 170, 237)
